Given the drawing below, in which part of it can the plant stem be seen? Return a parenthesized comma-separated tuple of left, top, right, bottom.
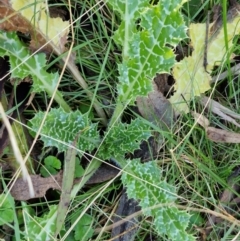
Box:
(108, 101, 125, 127)
(70, 157, 102, 199)
(48, 89, 71, 112)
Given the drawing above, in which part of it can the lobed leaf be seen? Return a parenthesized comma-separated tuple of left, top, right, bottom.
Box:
(0, 31, 65, 102)
(109, 0, 187, 104)
(122, 161, 195, 241)
(29, 108, 100, 153)
(98, 119, 151, 160)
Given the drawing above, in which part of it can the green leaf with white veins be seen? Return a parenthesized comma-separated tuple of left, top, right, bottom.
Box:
(122, 161, 195, 241)
(0, 31, 70, 112)
(23, 205, 57, 240)
(29, 108, 100, 153)
(109, 0, 187, 105)
(0, 31, 57, 93)
(99, 119, 151, 160)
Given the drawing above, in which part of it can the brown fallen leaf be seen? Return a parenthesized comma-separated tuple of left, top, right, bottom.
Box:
(136, 81, 174, 127)
(192, 111, 210, 129)
(193, 112, 240, 143)
(111, 190, 141, 241)
(136, 81, 175, 158)
(9, 163, 119, 201)
(0, 5, 31, 33)
(200, 96, 240, 128)
(10, 172, 62, 201)
(154, 73, 172, 95)
(207, 127, 240, 143)
(0, 0, 69, 53)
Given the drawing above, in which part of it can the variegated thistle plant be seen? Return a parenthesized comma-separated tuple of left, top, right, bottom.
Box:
(0, 0, 197, 240)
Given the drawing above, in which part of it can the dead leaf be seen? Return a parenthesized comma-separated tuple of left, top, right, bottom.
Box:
(10, 172, 62, 201)
(207, 127, 240, 143)
(170, 2, 240, 113)
(10, 163, 119, 201)
(193, 112, 240, 143)
(154, 73, 172, 95)
(211, 63, 240, 83)
(0, 0, 69, 53)
(136, 82, 174, 127)
(0, 5, 31, 33)
(201, 96, 240, 128)
(192, 111, 210, 128)
(111, 191, 141, 241)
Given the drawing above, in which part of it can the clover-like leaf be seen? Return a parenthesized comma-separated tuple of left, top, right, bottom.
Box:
(0, 194, 14, 225)
(40, 156, 61, 177)
(72, 213, 94, 241)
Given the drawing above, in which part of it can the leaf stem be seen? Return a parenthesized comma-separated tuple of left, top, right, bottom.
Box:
(70, 157, 102, 199)
(109, 100, 126, 127)
(52, 92, 71, 112)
